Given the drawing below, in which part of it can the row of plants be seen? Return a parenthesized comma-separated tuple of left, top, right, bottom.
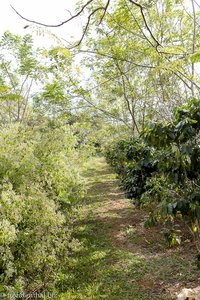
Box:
(106, 99, 200, 246)
(0, 122, 85, 298)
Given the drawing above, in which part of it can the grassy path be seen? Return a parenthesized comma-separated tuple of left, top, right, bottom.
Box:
(61, 157, 199, 300)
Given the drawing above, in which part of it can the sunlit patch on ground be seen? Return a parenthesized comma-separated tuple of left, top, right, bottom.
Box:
(60, 157, 200, 300)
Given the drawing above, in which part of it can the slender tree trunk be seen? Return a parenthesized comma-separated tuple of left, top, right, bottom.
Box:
(191, 0, 196, 97)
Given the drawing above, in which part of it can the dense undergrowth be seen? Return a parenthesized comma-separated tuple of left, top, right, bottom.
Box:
(0, 123, 85, 297)
(106, 99, 200, 247)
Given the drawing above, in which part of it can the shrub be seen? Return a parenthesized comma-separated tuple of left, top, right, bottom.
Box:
(106, 99, 200, 239)
(0, 123, 84, 296)
(142, 99, 200, 221)
(106, 138, 157, 201)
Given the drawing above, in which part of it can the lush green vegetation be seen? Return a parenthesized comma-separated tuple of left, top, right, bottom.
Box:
(106, 98, 200, 245)
(0, 125, 86, 296)
(0, 0, 200, 298)
(0, 32, 86, 297)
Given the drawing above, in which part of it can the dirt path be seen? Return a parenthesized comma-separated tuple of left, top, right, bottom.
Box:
(62, 157, 200, 300)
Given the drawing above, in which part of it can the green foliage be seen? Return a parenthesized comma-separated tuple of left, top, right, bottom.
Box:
(0, 31, 38, 76)
(78, 0, 200, 134)
(0, 31, 77, 125)
(106, 138, 157, 201)
(33, 80, 71, 116)
(106, 99, 200, 241)
(0, 123, 84, 296)
(190, 52, 200, 63)
(48, 47, 71, 61)
(143, 99, 200, 185)
(0, 31, 41, 124)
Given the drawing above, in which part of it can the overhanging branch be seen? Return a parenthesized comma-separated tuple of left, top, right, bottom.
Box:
(11, 0, 95, 27)
(128, 0, 161, 49)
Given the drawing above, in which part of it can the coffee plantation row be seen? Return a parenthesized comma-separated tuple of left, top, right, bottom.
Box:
(106, 99, 200, 247)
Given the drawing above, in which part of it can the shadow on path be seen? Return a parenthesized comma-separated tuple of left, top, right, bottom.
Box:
(61, 157, 200, 300)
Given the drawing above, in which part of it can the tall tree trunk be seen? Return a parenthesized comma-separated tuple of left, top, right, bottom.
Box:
(191, 0, 196, 97)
